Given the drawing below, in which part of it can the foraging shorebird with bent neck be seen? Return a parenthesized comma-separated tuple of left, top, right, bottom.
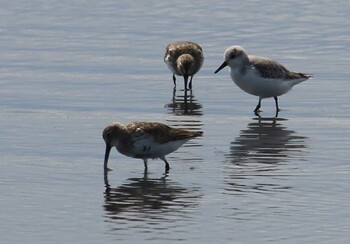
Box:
(164, 41, 204, 90)
(215, 45, 312, 117)
(103, 121, 202, 172)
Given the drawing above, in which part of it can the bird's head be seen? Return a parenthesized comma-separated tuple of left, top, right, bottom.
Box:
(215, 45, 248, 73)
(102, 122, 124, 170)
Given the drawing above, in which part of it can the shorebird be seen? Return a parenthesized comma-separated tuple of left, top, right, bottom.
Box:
(164, 41, 204, 90)
(215, 45, 312, 117)
(103, 121, 202, 172)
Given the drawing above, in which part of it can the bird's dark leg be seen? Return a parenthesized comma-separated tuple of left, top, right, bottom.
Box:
(274, 96, 280, 117)
(188, 76, 193, 89)
(184, 75, 189, 90)
(161, 157, 170, 172)
(143, 159, 148, 170)
(172, 74, 176, 87)
(254, 98, 262, 116)
(143, 167, 148, 177)
(165, 162, 170, 172)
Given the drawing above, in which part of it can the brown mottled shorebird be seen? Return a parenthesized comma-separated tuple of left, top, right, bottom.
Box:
(164, 41, 204, 90)
(215, 45, 312, 117)
(103, 121, 202, 172)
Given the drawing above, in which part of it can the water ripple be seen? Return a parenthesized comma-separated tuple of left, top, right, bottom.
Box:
(224, 118, 308, 195)
(103, 170, 202, 237)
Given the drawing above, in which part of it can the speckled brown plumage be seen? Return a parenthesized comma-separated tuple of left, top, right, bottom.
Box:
(103, 121, 202, 171)
(164, 41, 204, 90)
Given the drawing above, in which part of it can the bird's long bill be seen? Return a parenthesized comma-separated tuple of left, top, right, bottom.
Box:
(104, 144, 112, 169)
(214, 61, 228, 74)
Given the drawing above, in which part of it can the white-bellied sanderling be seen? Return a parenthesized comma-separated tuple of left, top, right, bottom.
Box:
(103, 121, 203, 172)
(164, 41, 204, 90)
(215, 45, 312, 117)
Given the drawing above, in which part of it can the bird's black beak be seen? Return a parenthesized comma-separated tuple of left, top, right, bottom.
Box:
(104, 143, 112, 170)
(214, 61, 228, 74)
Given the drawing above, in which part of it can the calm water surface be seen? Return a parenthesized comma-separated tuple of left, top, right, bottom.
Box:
(1, 1, 350, 243)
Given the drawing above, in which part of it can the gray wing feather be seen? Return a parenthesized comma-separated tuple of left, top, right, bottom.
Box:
(249, 55, 309, 80)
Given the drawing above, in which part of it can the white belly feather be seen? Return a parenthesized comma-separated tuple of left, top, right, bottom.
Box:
(131, 137, 190, 159)
(230, 68, 304, 98)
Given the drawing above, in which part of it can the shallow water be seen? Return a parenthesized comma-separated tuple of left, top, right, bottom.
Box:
(1, 1, 350, 243)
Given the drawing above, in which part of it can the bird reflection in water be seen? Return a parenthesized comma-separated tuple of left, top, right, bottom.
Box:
(165, 88, 203, 116)
(225, 118, 308, 194)
(103, 170, 202, 231)
(164, 88, 203, 152)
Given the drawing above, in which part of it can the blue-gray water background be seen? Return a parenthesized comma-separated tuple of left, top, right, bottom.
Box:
(1, 1, 349, 243)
